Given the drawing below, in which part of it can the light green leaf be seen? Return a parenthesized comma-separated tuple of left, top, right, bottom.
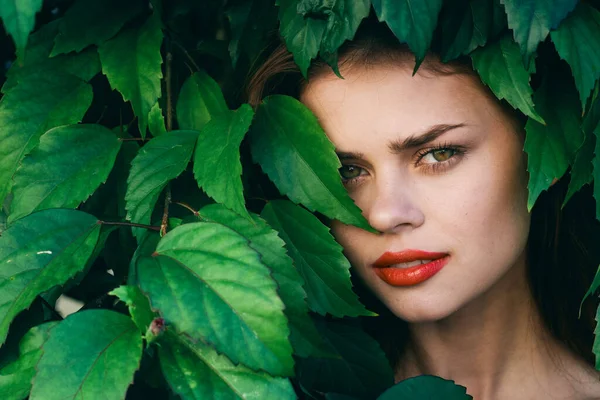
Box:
(0, 209, 100, 345)
(176, 71, 229, 131)
(525, 79, 583, 209)
(29, 310, 142, 400)
(3, 20, 100, 94)
(193, 105, 253, 220)
(378, 375, 472, 400)
(261, 200, 373, 317)
(9, 124, 122, 223)
(250, 95, 372, 231)
(148, 101, 167, 137)
(500, 0, 577, 66)
(564, 132, 595, 207)
(137, 222, 294, 376)
(125, 130, 198, 233)
(298, 318, 393, 398)
(550, 3, 600, 108)
(320, 0, 370, 56)
(372, 0, 443, 69)
(51, 0, 144, 55)
(471, 34, 544, 125)
(160, 331, 295, 400)
(199, 203, 329, 358)
(99, 14, 163, 137)
(0, 72, 93, 206)
(277, 0, 327, 77)
(110, 285, 157, 334)
(0, 0, 42, 58)
(0, 322, 58, 400)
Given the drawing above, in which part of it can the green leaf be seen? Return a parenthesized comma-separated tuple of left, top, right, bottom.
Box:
(0, 72, 93, 206)
(0, 0, 42, 58)
(261, 200, 373, 317)
(9, 124, 122, 224)
(0, 322, 58, 400)
(595, 302, 600, 370)
(297, 318, 393, 398)
(148, 101, 167, 137)
(377, 375, 472, 400)
(29, 310, 142, 400)
(319, 0, 370, 56)
(0, 209, 100, 345)
(250, 95, 372, 231)
(176, 71, 229, 131)
(159, 331, 296, 400)
(99, 14, 163, 136)
(372, 0, 443, 70)
(128, 232, 160, 285)
(3, 21, 100, 94)
(525, 79, 583, 209)
(593, 124, 600, 222)
(550, 3, 600, 108)
(199, 203, 329, 358)
(471, 34, 544, 125)
(137, 222, 294, 376)
(193, 105, 253, 220)
(110, 285, 157, 334)
(500, 0, 577, 66)
(564, 132, 595, 207)
(580, 265, 600, 318)
(51, 0, 144, 55)
(277, 0, 327, 77)
(125, 130, 198, 233)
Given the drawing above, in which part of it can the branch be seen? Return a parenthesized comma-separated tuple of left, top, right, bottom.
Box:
(99, 220, 161, 231)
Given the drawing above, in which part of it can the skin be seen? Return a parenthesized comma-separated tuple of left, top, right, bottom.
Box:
(300, 63, 600, 400)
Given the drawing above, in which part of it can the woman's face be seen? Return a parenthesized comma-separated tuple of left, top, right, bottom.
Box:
(301, 64, 531, 322)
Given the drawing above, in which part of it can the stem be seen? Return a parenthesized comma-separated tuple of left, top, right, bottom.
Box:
(99, 220, 161, 231)
(160, 188, 171, 236)
(160, 43, 174, 237)
(173, 201, 199, 216)
(173, 41, 200, 72)
(39, 296, 63, 320)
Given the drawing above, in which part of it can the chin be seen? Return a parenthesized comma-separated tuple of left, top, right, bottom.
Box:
(381, 293, 462, 324)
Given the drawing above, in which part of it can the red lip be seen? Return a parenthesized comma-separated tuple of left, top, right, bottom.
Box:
(372, 250, 449, 286)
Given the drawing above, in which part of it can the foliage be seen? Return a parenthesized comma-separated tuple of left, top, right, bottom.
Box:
(0, 0, 599, 398)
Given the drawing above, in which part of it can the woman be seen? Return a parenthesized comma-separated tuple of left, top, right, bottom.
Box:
(248, 20, 600, 399)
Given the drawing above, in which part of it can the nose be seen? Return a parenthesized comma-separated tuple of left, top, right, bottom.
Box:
(364, 178, 425, 233)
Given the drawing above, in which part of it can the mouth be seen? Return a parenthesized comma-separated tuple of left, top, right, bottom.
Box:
(372, 250, 449, 286)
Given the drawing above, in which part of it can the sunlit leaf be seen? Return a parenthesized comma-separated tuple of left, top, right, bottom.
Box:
(29, 310, 142, 399)
(261, 200, 373, 317)
(148, 101, 167, 137)
(9, 124, 122, 223)
(176, 71, 229, 131)
(250, 95, 372, 231)
(378, 375, 472, 400)
(0, 209, 100, 345)
(137, 222, 294, 376)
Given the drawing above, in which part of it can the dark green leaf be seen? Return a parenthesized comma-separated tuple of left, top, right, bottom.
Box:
(250, 95, 372, 231)
(29, 310, 142, 399)
(319, 0, 370, 56)
(550, 3, 600, 108)
(500, 0, 577, 66)
(372, 0, 443, 69)
(298, 318, 393, 398)
(0, 0, 43, 58)
(110, 285, 157, 335)
(0, 209, 100, 345)
(581, 265, 600, 318)
(128, 231, 160, 285)
(593, 124, 600, 222)
(595, 302, 600, 370)
(377, 375, 472, 400)
(199, 203, 329, 358)
(193, 105, 253, 220)
(51, 0, 144, 55)
(564, 132, 595, 207)
(0, 322, 57, 400)
(525, 79, 583, 209)
(99, 14, 163, 137)
(176, 71, 229, 131)
(125, 130, 198, 234)
(9, 124, 122, 223)
(137, 222, 294, 376)
(471, 34, 544, 124)
(261, 200, 374, 317)
(277, 0, 327, 77)
(0, 72, 93, 206)
(159, 331, 296, 399)
(148, 101, 167, 137)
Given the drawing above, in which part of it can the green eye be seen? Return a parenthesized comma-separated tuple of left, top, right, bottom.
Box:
(339, 165, 362, 180)
(431, 149, 455, 162)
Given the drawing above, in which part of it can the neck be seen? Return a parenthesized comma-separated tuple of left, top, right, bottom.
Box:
(394, 256, 585, 399)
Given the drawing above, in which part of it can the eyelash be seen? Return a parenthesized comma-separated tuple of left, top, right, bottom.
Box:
(340, 143, 465, 186)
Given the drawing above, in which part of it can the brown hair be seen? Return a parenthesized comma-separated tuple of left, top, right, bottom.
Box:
(246, 18, 599, 372)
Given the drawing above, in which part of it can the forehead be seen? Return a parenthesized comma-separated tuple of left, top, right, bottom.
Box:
(300, 65, 501, 145)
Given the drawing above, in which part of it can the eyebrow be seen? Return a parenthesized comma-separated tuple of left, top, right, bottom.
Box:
(335, 123, 467, 160)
